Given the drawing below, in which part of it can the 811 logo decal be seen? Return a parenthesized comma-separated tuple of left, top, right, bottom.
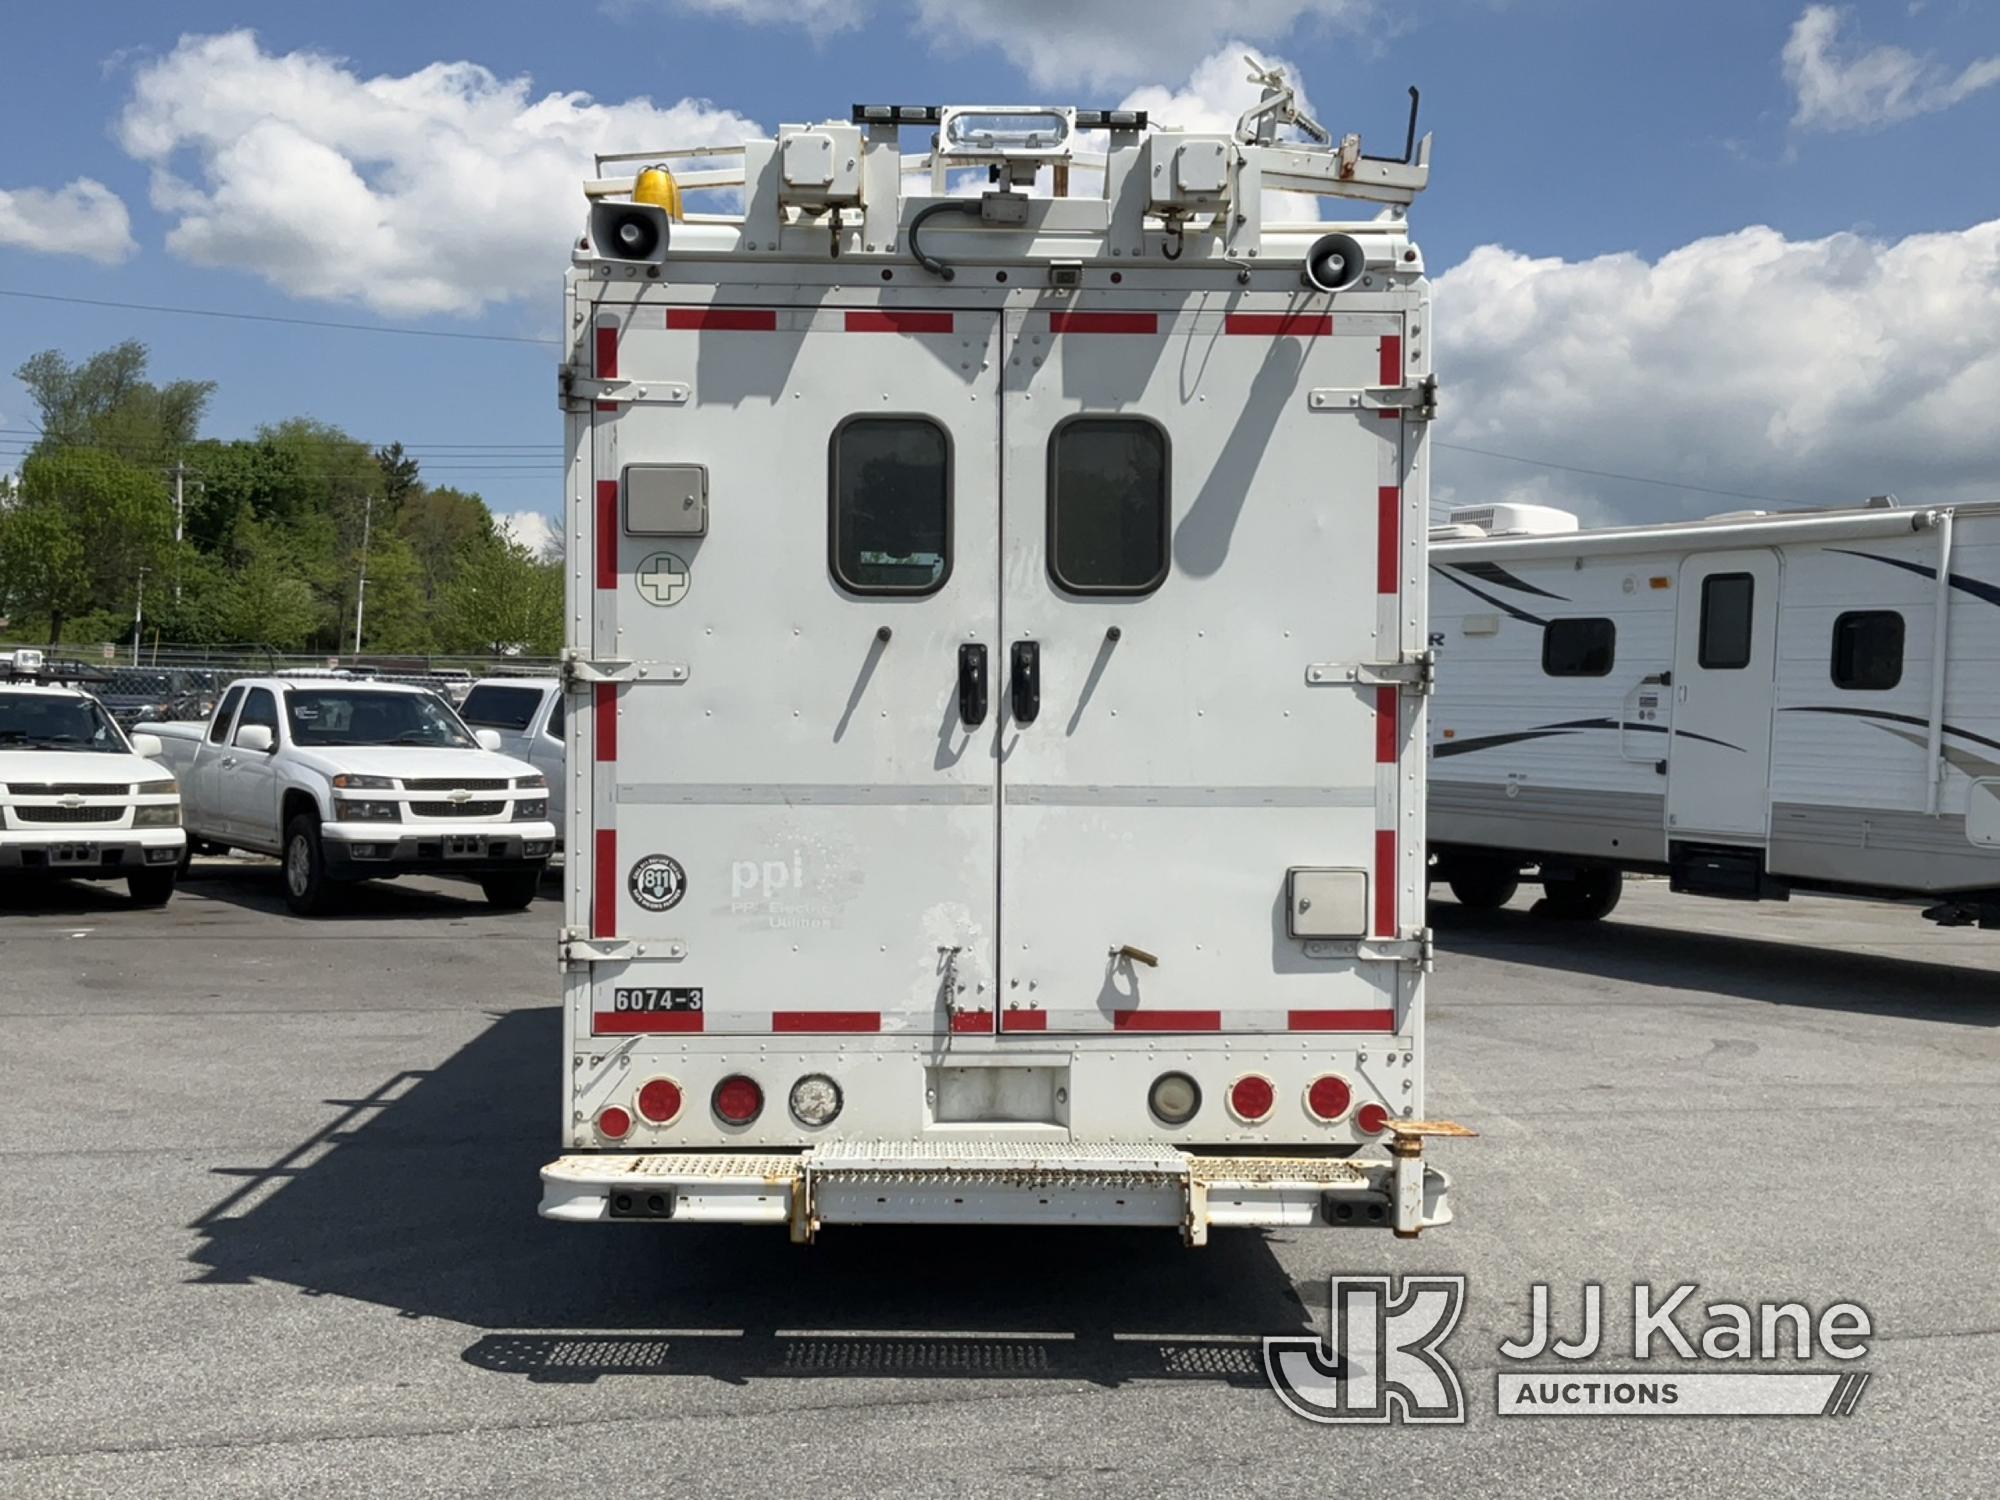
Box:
(629, 853, 686, 912)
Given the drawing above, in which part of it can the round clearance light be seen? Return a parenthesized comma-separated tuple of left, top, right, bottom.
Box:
(788, 1074, 843, 1128)
(712, 1074, 764, 1126)
(1306, 1074, 1354, 1123)
(1148, 1072, 1201, 1126)
(596, 1104, 633, 1141)
(635, 1077, 684, 1126)
(1228, 1074, 1277, 1124)
(1355, 1102, 1392, 1136)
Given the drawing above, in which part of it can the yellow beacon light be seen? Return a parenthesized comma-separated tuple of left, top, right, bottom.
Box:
(633, 165, 684, 221)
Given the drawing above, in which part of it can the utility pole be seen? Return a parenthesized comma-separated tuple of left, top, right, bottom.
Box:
(351, 492, 374, 657)
(167, 460, 201, 603)
(132, 567, 147, 666)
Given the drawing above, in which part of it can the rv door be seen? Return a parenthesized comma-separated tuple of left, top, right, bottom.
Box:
(1666, 549, 1780, 841)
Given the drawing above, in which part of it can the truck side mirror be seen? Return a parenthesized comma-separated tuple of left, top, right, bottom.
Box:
(130, 732, 164, 759)
(236, 725, 275, 754)
(474, 728, 503, 752)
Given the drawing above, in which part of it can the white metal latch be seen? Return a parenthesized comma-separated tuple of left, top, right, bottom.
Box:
(562, 649, 689, 686)
(1307, 373, 1438, 421)
(560, 370, 692, 410)
(1303, 930, 1433, 968)
(559, 929, 689, 966)
(1305, 651, 1435, 693)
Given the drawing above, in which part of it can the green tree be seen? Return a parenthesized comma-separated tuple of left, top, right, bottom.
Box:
(437, 532, 563, 655)
(353, 532, 433, 654)
(14, 341, 213, 468)
(398, 485, 493, 602)
(217, 511, 319, 649)
(0, 450, 172, 643)
(375, 442, 421, 515)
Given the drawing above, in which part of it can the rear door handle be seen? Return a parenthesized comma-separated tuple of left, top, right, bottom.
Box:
(957, 644, 988, 727)
(1011, 640, 1041, 726)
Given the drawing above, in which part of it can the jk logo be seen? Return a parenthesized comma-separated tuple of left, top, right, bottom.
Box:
(1264, 1275, 1468, 1424)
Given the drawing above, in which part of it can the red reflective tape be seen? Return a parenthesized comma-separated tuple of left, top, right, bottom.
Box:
(1000, 1010, 1048, 1032)
(1049, 311, 1157, 334)
(1224, 312, 1331, 337)
(1375, 684, 1398, 764)
(596, 480, 619, 590)
(594, 1011, 704, 1034)
(593, 828, 617, 938)
(594, 681, 617, 763)
(773, 1011, 880, 1033)
(1379, 333, 1402, 387)
(593, 322, 619, 411)
(1112, 1010, 1222, 1032)
(1374, 828, 1397, 937)
(1288, 1009, 1397, 1032)
(668, 307, 778, 330)
(1377, 485, 1400, 594)
(845, 309, 953, 334)
(950, 1010, 993, 1034)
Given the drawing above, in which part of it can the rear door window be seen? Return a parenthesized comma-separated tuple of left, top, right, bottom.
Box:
(1047, 417, 1170, 594)
(829, 417, 952, 595)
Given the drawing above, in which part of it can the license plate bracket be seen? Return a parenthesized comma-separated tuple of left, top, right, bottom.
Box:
(50, 844, 98, 866)
(444, 835, 485, 859)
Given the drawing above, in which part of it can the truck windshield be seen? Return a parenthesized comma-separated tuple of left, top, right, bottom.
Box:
(284, 690, 477, 748)
(0, 695, 128, 752)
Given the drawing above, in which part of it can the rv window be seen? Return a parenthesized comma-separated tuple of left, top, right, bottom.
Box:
(1698, 573, 1755, 670)
(1831, 610, 1903, 691)
(1542, 618, 1616, 677)
(829, 418, 951, 595)
(1048, 418, 1169, 594)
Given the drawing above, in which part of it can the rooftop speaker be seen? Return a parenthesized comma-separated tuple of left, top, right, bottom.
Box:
(589, 200, 671, 264)
(1301, 232, 1367, 293)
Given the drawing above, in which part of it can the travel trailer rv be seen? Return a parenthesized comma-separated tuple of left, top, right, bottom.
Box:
(540, 70, 1471, 1242)
(1428, 498, 2000, 925)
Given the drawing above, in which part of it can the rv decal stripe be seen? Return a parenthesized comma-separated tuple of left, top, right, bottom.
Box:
(593, 1011, 704, 1035)
(1428, 565, 1550, 625)
(618, 782, 995, 806)
(1780, 705, 2000, 754)
(1445, 560, 1570, 601)
(1379, 333, 1402, 387)
(1432, 728, 1577, 758)
(667, 307, 780, 331)
(595, 480, 619, 590)
(1374, 829, 1397, 936)
(1000, 1010, 1048, 1032)
(1003, 784, 1373, 808)
(1111, 1010, 1222, 1031)
(1049, 311, 1158, 334)
(594, 681, 617, 763)
(773, 1011, 880, 1033)
(1826, 549, 2000, 610)
(592, 827, 616, 939)
(1377, 486, 1400, 594)
(1431, 718, 1747, 759)
(1224, 312, 1332, 337)
(1289, 1008, 1398, 1032)
(949, 1011, 992, 1034)
(845, 309, 953, 334)
(1376, 685, 1398, 763)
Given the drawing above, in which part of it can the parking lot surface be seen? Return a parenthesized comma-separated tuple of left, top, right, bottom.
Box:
(2, 863, 1994, 1497)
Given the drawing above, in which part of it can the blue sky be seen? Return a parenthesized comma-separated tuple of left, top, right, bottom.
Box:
(3, 1, 1998, 530)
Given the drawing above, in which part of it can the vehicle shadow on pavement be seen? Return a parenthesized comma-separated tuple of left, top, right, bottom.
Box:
(0, 876, 151, 915)
(1430, 901, 2000, 1026)
(186, 1007, 1316, 1388)
(177, 859, 539, 921)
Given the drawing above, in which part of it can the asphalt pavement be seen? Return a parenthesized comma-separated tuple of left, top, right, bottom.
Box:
(0, 861, 1994, 1498)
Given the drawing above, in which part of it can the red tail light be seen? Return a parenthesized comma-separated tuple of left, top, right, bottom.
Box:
(636, 1077, 683, 1125)
(596, 1104, 633, 1141)
(1227, 1074, 1276, 1123)
(712, 1074, 764, 1125)
(1306, 1074, 1353, 1122)
(1355, 1101, 1391, 1135)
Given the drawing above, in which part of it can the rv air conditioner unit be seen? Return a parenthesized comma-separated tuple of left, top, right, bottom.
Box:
(1443, 504, 1579, 537)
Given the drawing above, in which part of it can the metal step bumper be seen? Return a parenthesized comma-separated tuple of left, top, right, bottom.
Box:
(540, 1128, 1467, 1242)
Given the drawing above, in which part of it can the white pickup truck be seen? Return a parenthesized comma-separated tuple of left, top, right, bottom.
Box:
(0, 679, 186, 905)
(456, 678, 564, 841)
(141, 677, 556, 915)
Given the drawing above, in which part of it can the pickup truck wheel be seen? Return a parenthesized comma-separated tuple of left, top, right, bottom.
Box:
(1445, 860, 1520, 911)
(282, 814, 340, 916)
(127, 868, 178, 907)
(478, 867, 542, 911)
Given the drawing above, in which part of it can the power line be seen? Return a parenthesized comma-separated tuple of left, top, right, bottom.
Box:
(0, 288, 560, 347)
(1433, 441, 1803, 508)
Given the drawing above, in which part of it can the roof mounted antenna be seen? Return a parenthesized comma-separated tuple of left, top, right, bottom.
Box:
(1236, 56, 1330, 147)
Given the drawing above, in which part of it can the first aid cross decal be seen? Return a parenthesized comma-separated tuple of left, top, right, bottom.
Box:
(635, 551, 690, 606)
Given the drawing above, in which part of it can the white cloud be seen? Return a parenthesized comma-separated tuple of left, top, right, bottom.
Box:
(0, 178, 137, 264)
(497, 509, 561, 559)
(117, 30, 759, 316)
(1783, 4, 2000, 132)
(1435, 219, 2000, 523)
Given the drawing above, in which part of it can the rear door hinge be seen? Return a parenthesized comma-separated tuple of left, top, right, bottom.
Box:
(560, 929, 689, 966)
(560, 368, 691, 411)
(562, 648, 689, 687)
(1305, 650, 1435, 694)
(1307, 373, 1438, 421)
(1303, 929, 1433, 969)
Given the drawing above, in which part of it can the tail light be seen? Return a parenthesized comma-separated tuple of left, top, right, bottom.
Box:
(1355, 1101, 1391, 1135)
(596, 1104, 633, 1141)
(1147, 1072, 1201, 1125)
(1227, 1074, 1276, 1124)
(787, 1074, 843, 1127)
(635, 1077, 683, 1125)
(1306, 1074, 1354, 1122)
(712, 1074, 764, 1125)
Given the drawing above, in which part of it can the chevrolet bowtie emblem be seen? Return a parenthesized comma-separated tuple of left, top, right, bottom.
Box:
(447, 788, 472, 803)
